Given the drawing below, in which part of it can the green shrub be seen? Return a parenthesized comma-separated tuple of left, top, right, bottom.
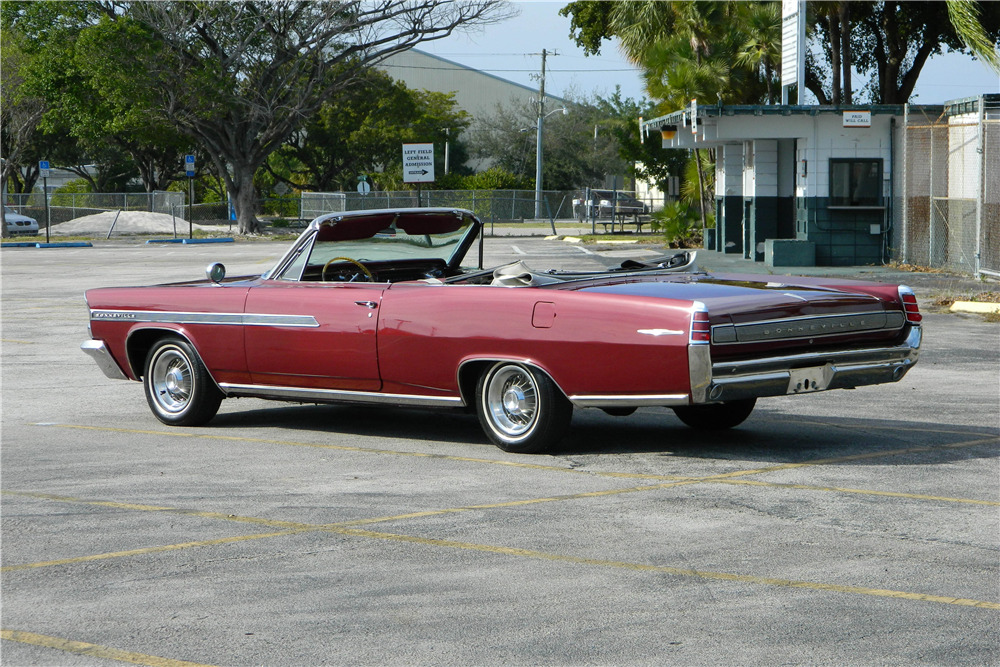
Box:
(650, 201, 704, 248)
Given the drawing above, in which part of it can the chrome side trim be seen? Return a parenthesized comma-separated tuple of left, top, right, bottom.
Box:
(637, 328, 684, 336)
(569, 393, 689, 408)
(218, 382, 465, 408)
(80, 339, 128, 380)
(90, 309, 319, 328)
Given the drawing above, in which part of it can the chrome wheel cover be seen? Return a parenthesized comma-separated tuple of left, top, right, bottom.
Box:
(484, 365, 538, 439)
(149, 346, 193, 414)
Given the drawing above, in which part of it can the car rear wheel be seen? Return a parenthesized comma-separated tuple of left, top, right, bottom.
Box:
(475, 362, 572, 454)
(672, 399, 756, 430)
(143, 337, 223, 426)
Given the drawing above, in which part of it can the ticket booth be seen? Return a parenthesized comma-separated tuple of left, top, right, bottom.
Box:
(642, 105, 904, 266)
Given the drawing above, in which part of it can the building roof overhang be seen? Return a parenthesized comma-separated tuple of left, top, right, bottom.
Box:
(640, 103, 912, 149)
(640, 95, 1000, 150)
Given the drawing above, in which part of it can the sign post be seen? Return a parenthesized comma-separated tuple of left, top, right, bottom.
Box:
(39, 160, 51, 242)
(184, 155, 195, 238)
(781, 0, 806, 104)
(402, 143, 434, 207)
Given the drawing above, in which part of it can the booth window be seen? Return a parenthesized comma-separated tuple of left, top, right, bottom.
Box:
(829, 158, 882, 207)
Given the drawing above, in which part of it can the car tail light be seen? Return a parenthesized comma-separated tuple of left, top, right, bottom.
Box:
(690, 302, 711, 344)
(898, 286, 921, 323)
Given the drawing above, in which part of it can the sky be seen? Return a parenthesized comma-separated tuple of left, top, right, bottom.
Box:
(418, 1, 1000, 106)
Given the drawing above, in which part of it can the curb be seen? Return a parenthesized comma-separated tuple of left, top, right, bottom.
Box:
(3, 241, 94, 249)
(182, 237, 234, 245)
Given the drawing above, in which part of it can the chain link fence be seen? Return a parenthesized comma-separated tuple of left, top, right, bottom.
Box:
(898, 95, 1000, 279)
(4, 191, 185, 226)
(300, 190, 574, 225)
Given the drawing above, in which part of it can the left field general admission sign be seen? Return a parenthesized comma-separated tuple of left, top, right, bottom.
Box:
(402, 143, 435, 183)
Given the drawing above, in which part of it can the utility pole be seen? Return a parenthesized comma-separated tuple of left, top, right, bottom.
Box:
(534, 49, 547, 220)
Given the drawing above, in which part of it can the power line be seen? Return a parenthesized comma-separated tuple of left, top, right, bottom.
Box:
(382, 64, 637, 73)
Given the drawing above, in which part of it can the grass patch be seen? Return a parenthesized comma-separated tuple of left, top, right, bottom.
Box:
(578, 233, 666, 245)
(884, 261, 951, 274)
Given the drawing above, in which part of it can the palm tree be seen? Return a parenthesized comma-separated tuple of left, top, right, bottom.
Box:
(734, 2, 782, 104)
(948, 0, 1000, 72)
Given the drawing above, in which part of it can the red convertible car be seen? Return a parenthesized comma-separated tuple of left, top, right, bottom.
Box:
(82, 208, 921, 453)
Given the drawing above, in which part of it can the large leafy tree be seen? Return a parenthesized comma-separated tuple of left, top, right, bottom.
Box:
(807, 1, 1000, 104)
(563, 0, 1000, 106)
(468, 95, 630, 191)
(560, 1, 780, 226)
(561, 1, 778, 109)
(78, 0, 511, 234)
(4, 2, 196, 193)
(269, 67, 470, 192)
(591, 90, 688, 193)
(0, 27, 45, 237)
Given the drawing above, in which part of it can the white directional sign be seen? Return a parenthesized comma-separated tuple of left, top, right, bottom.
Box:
(402, 143, 435, 183)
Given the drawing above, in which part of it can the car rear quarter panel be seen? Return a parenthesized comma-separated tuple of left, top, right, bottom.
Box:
(86, 285, 251, 383)
(376, 284, 695, 397)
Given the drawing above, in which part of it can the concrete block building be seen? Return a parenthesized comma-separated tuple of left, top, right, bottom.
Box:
(642, 104, 904, 266)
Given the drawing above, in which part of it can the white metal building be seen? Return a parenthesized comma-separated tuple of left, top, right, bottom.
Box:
(377, 49, 566, 126)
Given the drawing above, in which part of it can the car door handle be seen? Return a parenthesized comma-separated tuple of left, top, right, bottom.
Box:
(355, 301, 378, 309)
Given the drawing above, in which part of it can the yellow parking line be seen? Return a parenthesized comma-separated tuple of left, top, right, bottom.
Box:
(5, 487, 998, 610)
(716, 478, 1000, 506)
(700, 436, 1000, 481)
(0, 529, 309, 572)
(1, 629, 217, 666)
(2, 490, 320, 530)
(799, 418, 1000, 438)
(327, 526, 1000, 610)
(2, 482, 703, 571)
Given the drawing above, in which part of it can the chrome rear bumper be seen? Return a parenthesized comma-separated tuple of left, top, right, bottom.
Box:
(691, 325, 921, 404)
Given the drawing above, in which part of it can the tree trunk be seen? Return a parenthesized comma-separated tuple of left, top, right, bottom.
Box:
(228, 163, 262, 235)
(840, 3, 852, 104)
(828, 14, 842, 105)
(694, 149, 708, 232)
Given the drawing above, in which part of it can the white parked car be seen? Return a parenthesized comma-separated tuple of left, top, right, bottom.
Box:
(3, 206, 39, 236)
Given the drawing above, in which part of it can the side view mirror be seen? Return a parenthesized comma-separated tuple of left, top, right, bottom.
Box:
(206, 262, 226, 284)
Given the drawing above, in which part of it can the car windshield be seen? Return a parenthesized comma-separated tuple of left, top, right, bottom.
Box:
(268, 209, 480, 281)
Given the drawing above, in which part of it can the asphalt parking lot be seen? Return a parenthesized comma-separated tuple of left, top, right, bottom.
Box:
(2, 238, 998, 666)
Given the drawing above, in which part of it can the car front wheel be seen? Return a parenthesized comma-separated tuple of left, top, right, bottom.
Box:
(475, 362, 572, 454)
(672, 398, 756, 430)
(143, 337, 223, 426)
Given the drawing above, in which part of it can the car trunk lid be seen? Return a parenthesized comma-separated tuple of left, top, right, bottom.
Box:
(572, 274, 906, 357)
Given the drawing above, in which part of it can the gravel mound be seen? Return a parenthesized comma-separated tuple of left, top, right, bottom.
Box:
(53, 211, 213, 235)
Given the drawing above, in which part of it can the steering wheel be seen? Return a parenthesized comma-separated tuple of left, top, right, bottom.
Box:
(322, 256, 374, 282)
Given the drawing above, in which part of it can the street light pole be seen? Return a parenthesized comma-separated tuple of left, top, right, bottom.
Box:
(534, 49, 547, 220)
